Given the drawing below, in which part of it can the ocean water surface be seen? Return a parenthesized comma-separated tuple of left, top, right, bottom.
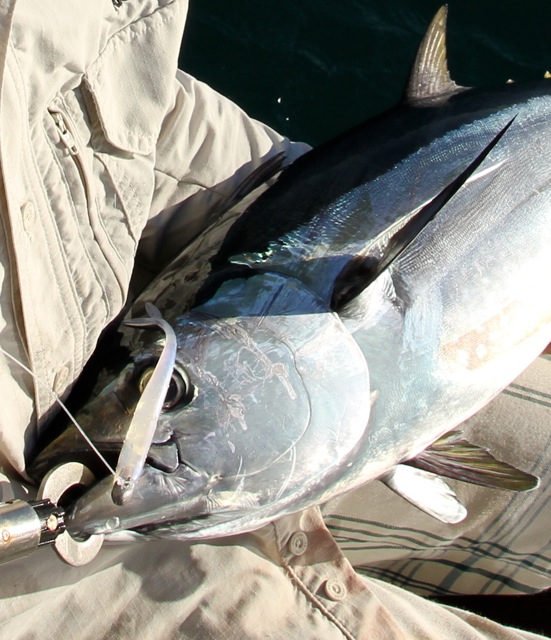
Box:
(179, 1, 551, 145)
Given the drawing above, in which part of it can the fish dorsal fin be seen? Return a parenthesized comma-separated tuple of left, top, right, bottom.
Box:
(405, 431, 540, 492)
(406, 5, 464, 102)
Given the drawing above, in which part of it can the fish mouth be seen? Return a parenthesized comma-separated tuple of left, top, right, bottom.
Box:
(29, 350, 189, 481)
(65, 464, 213, 538)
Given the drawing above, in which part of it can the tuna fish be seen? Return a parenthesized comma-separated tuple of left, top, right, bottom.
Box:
(32, 7, 551, 539)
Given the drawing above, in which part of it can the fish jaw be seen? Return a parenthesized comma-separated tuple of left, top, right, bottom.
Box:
(37, 272, 372, 538)
(65, 465, 212, 537)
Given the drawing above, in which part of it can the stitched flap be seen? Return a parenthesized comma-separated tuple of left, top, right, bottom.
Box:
(84, 1, 181, 155)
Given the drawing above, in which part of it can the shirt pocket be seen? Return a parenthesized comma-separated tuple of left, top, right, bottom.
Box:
(45, 0, 181, 322)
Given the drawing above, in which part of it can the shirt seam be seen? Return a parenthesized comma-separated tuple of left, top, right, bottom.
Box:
(97, 0, 178, 66)
(272, 522, 357, 640)
(154, 166, 229, 196)
(6, 51, 82, 393)
(40, 115, 111, 323)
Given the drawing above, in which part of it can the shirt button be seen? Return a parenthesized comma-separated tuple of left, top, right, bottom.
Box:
(21, 201, 36, 234)
(324, 579, 347, 601)
(53, 366, 69, 395)
(288, 531, 308, 556)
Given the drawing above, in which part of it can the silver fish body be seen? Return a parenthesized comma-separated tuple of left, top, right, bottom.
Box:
(32, 10, 551, 539)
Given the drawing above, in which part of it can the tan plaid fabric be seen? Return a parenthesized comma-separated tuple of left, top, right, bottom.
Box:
(323, 354, 551, 597)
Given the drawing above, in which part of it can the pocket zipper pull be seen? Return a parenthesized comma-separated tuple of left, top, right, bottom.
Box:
(51, 111, 78, 156)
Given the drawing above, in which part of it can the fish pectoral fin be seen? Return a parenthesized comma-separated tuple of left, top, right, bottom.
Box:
(406, 5, 466, 103)
(381, 465, 467, 524)
(331, 116, 516, 311)
(406, 431, 540, 492)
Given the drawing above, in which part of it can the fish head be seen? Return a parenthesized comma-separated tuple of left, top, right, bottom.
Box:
(31, 272, 371, 538)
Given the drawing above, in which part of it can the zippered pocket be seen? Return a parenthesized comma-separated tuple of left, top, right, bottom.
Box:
(49, 108, 97, 219)
(47, 103, 129, 320)
(44, 75, 158, 325)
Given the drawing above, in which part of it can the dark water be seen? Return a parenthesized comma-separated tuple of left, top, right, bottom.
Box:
(179, 1, 551, 146)
(178, 3, 551, 634)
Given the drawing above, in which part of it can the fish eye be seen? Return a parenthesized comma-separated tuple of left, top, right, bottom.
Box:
(137, 367, 155, 394)
(163, 367, 192, 410)
(137, 365, 193, 411)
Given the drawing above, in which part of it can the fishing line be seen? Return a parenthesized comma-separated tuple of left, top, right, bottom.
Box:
(0, 346, 117, 478)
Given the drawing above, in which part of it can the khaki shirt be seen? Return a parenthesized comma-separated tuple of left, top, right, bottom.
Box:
(0, 503, 546, 640)
(0, 2, 549, 638)
(0, 0, 306, 476)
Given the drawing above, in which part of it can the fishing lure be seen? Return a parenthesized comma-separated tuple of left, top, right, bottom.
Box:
(0, 304, 178, 565)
